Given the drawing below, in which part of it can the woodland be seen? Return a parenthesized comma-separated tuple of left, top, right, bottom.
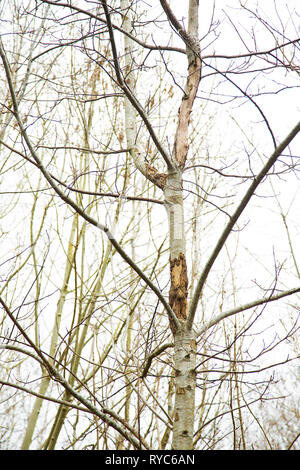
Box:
(0, 0, 299, 450)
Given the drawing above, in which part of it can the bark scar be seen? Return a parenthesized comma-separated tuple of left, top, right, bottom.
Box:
(145, 163, 167, 190)
(169, 253, 188, 329)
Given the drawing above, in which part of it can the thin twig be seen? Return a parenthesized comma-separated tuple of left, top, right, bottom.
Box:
(102, 0, 175, 170)
(141, 342, 174, 378)
(188, 120, 300, 329)
(0, 40, 180, 332)
(195, 286, 300, 337)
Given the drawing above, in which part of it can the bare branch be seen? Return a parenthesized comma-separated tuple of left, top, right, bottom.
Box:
(102, 0, 175, 171)
(188, 120, 300, 329)
(0, 40, 180, 332)
(202, 38, 300, 61)
(141, 342, 174, 378)
(196, 286, 300, 337)
(38, 0, 185, 55)
(159, 0, 201, 55)
(0, 300, 147, 449)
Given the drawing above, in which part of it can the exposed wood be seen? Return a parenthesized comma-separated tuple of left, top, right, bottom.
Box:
(145, 163, 167, 190)
(174, 57, 201, 168)
(169, 253, 188, 330)
(161, 0, 202, 168)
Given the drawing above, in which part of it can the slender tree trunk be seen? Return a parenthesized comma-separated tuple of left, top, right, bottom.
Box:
(165, 167, 197, 450)
(164, 170, 187, 332)
(165, 0, 201, 449)
(121, 0, 201, 450)
(21, 214, 77, 450)
(172, 326, 197, 449)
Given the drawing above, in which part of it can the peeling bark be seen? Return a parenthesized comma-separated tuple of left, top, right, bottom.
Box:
(164, 171, 187, 334)
(163, 0, 200, 449)
(164, 0, 201, 169)
(145, 163, 167, 190)
(169, 253, 188, 327)
(130, 146, 167, 190)
(174, 57, 201, 167)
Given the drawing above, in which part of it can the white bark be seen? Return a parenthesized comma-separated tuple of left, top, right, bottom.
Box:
(121, 1, 138, 160)
(164, 170, 185, 260)
(122, 0, 169, 188)
(166, 0, 201, 449)
(172, 326, 197, 449)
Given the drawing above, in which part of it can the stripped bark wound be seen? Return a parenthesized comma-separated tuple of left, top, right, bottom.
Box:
(145, 163, 167, 190)
(169, 253, 188, 333)
(174, 57, 201, 168)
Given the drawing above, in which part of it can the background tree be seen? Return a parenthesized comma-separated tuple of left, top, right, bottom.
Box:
(0, 0, 299, 450)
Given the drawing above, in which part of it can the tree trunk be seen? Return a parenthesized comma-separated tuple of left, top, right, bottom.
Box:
(162, 0, 201, 449)
(164, 170, 187, 332)
(172, 326, 197, 449)
(164, 170, 196, 449)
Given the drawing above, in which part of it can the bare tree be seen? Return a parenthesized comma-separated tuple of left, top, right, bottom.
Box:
(0, 0, 299, 450)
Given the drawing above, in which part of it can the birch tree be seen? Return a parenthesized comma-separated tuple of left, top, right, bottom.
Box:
(0, 0, 300, 450)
